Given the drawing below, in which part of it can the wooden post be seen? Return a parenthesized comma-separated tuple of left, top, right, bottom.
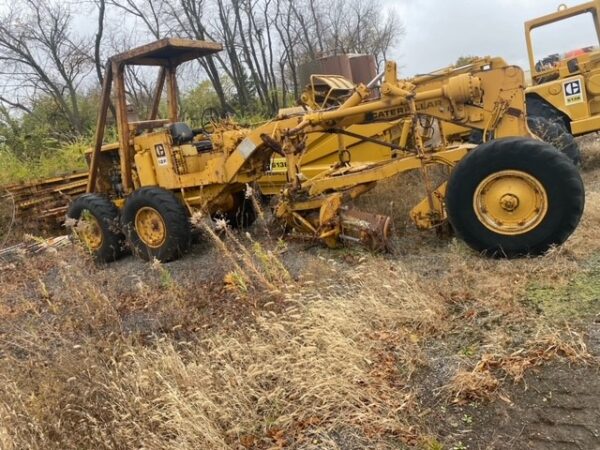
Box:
(149, 67, 166, 120)
(113, 61, 132, 194)
(86, 62, 113, 193)
(166, 65, 179, 122)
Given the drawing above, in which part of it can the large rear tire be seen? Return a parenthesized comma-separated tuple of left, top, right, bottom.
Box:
(214, 191, 257, 228)
(526, 96, 570, 132)
(446, 138, 584, 257)
(528, 116, 581, 166)
(67, 194, 125, 263)
(121, 187, 191, 262)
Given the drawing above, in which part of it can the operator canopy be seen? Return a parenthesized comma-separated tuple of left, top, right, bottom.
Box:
(110, 38, 223, 67)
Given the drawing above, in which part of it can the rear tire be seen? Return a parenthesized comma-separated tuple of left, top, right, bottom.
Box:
(526, 96, 570, 132)
(528, 116, 581, 166)
(446, 138, 584, 257)
(67, 194, 125, 263)
(214, 191, 257, 228)
(469, 116, 581, 166)
(122, 187, 191, 262)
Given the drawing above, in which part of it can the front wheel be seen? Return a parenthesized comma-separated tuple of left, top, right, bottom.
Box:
(66, 194, 125, 263)
(446, 138, 584, 257)
(122, 187, 191, 262)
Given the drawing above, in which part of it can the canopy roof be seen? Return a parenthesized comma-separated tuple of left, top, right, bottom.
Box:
(111, 38, 223, 67)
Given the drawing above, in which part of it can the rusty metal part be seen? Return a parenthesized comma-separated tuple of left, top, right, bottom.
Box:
(339, 208, 392, 251)
(1, 172, 88, 232)
(410, 182, 447, 229)
(0, 235, 71, 263)
(260, 133, 285, 156)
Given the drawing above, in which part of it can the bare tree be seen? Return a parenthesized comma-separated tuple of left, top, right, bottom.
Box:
(93, 0, 108, 85)
(0, 0, 93, 133)
(165, 0, 233, 112)
(124, 65, 158, 117)
(274, 0, 301, 101)
(0, 0, 403, 134)
(320, 0, 403, 68)
(107, 0, 168, 39)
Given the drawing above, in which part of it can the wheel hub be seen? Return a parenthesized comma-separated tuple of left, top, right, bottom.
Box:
(474, 170, 548, 235)
(135, 207, 166, 248)
(499, 193, 519, 212)
(79, 210, 103, 250)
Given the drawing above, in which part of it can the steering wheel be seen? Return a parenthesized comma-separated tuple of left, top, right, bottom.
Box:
(200, 106, 224, 133)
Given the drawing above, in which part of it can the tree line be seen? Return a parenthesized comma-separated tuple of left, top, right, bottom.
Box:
(0, 0, 402, 158)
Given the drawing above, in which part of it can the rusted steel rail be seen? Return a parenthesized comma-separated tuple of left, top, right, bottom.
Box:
(1, 171, 88, 232)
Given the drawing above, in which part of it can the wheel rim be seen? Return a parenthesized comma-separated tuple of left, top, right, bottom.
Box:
(473, 170, 548, 235)
(135, 207, 166, 248)
(79, 210, 103, 250)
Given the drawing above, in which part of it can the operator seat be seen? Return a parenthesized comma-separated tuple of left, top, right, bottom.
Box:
(169, 122, 194, 145)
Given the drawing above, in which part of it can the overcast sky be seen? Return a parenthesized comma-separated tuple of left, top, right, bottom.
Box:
(3, 0, 595, 83)
(387, 0, 597, 76)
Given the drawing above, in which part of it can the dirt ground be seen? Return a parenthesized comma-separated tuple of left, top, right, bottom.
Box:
(1, 138, 600, 449)
(420, 328, 600, 450)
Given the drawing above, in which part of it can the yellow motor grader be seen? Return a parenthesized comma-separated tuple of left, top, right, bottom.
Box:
(67, 38, 584, 263)
(259, 56, 583, 196)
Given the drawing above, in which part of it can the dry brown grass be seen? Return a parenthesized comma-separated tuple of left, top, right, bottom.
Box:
(355, 166, 450, 234)
(0, 193, 17, 247)
(1, 142, 600, 449)
(0, 244, 447, 449)
(445, 328, 592, 404)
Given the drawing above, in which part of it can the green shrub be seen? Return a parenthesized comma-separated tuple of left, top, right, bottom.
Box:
(0, 140, 88, 185)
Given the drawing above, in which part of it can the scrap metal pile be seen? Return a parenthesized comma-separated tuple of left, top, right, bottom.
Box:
(1, 172, 87, 232)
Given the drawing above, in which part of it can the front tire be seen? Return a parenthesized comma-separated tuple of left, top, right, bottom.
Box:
(122, 187, 191, 262)
(67, 194, 125, 263)
(446, 138, 584, 257)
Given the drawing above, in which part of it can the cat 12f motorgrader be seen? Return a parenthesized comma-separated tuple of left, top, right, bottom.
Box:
(524, 0, 600, 137)
(67, 38, 584, 263)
